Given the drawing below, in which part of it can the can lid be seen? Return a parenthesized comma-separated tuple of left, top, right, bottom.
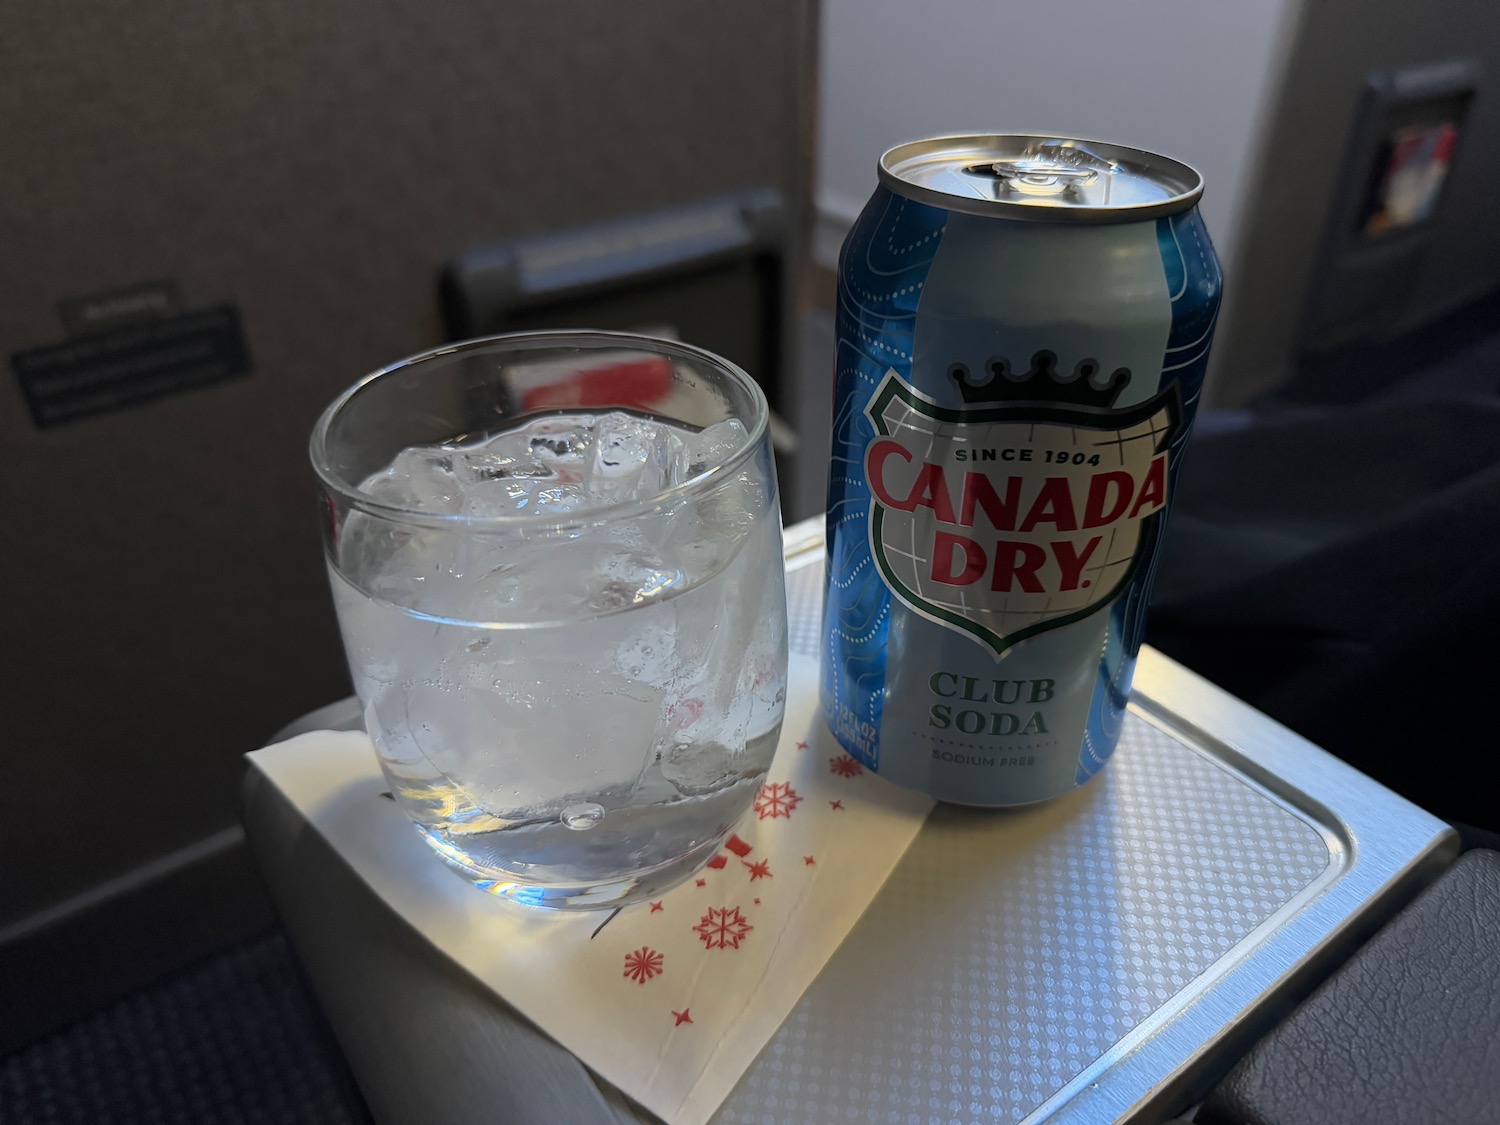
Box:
(879, 135, 1204, 223)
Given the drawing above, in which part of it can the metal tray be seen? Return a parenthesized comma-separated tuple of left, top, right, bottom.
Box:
(717, 519, 1455, 1123)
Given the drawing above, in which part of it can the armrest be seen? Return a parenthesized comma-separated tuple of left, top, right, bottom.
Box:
(1199, 849, 1500, 1125)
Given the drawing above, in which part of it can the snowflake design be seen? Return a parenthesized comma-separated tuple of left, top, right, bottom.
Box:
(744, 859, 773, 881)
(623, 946, 664, 984)
(753, 780, 802, 820)
(694, 905, 753, 950)
(829, 754, 865, 778)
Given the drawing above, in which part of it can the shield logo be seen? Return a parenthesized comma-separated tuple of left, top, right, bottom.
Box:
(864, 370, 1180, 659)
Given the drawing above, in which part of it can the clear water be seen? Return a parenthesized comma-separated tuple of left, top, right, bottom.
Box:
(329, 412, 788, 904)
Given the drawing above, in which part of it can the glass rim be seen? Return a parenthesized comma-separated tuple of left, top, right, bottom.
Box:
(309, 329, 772, 531)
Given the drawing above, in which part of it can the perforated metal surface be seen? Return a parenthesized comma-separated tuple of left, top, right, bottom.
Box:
(727, 554, 1335, 1123)
(786, 549, 824, 660)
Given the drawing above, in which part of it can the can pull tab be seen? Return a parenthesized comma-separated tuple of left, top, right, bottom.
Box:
(965, 141, 1118, 200)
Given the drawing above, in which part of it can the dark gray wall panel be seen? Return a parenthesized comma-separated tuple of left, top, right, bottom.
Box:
(0, 0, 812, 932)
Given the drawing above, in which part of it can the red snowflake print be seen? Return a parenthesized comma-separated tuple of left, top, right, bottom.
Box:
(649, 901, 664, 913)
(695, 877, 707, 887)
(753, 897, 761, 904)
(623, 946, 664, 984)
(753, 781, 802, 820)
(829, 799, 844, 811)
(694, 905, 753, 950)
(829, 754, 865, 779)
(795, 740, 808, 750)
(673, 1009, 693, 1026)
(744, 858, 773, 880)
(803, 855, 816, 866)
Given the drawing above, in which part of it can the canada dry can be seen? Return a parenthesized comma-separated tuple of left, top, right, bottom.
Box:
(822, 135, 1222, 805)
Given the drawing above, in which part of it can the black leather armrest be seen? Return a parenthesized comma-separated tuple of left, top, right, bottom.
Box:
(1199, 849, 1500, 1125)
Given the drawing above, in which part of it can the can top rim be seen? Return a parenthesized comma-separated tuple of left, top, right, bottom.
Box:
(878, 134, 1205, 223)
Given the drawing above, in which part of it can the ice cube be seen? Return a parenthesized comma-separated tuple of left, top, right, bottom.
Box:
(665, 418, 760, 577)
(523, 418, 592, 472)
(671, 418, 748, 485)
(363, 446, 463, 513)
(460, 472, 570, 518)
(453, 448, 551, 489)
(585, 544, 683, 613)
(612, 620, 677, 683)
(459, 534, 683, 621)
(660, 739, 748, 796)
(402, 668, 664, 817)
(440, 418, 599, 517)
(586, 412, 674, 503)
(337, 510, 464, 605)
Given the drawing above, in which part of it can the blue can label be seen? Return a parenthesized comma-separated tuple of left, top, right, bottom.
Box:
(823, 185, 1221, 805)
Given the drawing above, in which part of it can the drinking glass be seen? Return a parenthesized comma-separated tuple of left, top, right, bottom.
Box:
(310, 332, 788, 909)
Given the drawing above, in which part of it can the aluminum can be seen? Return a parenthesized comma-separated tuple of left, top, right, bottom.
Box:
(822, 135, 1222, 805)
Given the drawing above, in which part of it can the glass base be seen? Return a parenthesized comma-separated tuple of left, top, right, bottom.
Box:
(413, 823, 725, 910)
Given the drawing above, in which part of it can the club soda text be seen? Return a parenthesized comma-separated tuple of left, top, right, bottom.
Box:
(927, 672, 1052, 738)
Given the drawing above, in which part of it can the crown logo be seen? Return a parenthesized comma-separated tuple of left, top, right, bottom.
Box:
(950, 351, 1131, 408)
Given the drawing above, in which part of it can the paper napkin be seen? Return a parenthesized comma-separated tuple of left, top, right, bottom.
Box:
(248, 654, 933, 1124)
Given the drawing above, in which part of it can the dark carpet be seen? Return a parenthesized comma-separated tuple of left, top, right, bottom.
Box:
(0, 933, 370, 1125)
